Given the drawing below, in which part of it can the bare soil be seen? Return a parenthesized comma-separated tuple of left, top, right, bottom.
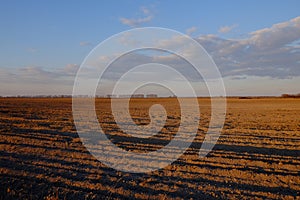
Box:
(0, 98, 299, 199)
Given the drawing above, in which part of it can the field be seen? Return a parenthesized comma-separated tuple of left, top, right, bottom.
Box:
(0, 97, 299, 199)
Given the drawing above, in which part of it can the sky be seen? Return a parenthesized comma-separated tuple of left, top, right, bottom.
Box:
(0, 0, 300, 96)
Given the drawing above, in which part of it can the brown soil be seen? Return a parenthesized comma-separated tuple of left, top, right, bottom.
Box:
(0, 98, 299, 199)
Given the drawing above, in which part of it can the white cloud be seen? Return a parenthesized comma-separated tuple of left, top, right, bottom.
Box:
(157, 35, 186, 49)
(249, 16, 300, 50)
(141, 7, 150, 15)
(120, 7, 153, 27)
(116, 16, 300, 80)
(120, 16, 152, 27)
(19, 66, 60, 79)
(63, 64, 80, 75)
(197, 17, 300, 79)
(2, 64, 79, 82)
(0, 64, 80, 96)
(118, 32, 140, 46)
(186, 27, 197, 35)
(218, 24, 238, 33)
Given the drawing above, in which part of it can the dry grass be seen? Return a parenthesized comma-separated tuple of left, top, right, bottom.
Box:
(0, 97, 299, 199)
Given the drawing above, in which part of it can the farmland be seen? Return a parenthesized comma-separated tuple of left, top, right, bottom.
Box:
(0, 97, 299, 199)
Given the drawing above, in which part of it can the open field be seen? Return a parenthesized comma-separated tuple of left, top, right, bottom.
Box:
(0, 97, 299, 199)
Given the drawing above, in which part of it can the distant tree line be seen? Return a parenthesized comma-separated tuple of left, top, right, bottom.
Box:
(1, 94, 299, 98)
(0, 95, 73, 98)
(281, 93, 300, 98)
(0, 94, 160, 98)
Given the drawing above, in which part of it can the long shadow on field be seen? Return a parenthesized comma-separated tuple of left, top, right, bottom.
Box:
(0, 173, 127, 200)
(0, 151, 217, 199)
(109, 133, 300, 158)
(1, 126, 299, 199)
(213, 143, 300, 158)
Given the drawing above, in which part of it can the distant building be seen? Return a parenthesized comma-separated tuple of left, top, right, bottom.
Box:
(146, 94, 158, 98)
(118, 94, 131, 98)
(106, 94, 117, 98)
(131, 94, 144, 98)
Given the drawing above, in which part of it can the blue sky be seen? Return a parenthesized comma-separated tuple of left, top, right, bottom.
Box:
(0, 1, 300, 96)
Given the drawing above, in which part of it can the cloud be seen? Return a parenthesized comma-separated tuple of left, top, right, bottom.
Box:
(113, 16, 300, 80)
(218, 24, 237, 33)
(19, 66, 60, 79)
(79, 41, 91, 46)
(0, 64, 81, 96)
(2, 17, 300, 96)
(186, 27, 197, 35)
(118, 32, 140, 46)
(157, 35, 188, 49)
(2, 64, 80, 82)
(249, 16, 300, 50)
(120, 7, 153, 27)
(229, 76, 247, 80)
(141, 7, 150, 15)
(120, 16, 152, 27)
(98, 49, 202, 84)
(63, 63, 80, 75)
(197, 16, 300, 78)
